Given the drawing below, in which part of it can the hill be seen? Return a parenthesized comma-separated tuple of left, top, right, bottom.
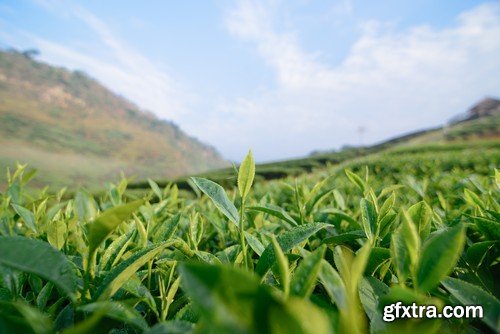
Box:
(128, 98, 499, 192)
(0, 49, 228, 189)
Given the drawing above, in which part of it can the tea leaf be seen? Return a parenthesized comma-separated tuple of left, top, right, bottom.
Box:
(94, 242, 169, 300)
(179, 263, 331, 334)
(47, 220, 67, 250)
(290, 245, 326, 298)
(191, 177, 239, 226)
(12, 204, 37, 233)
(390, 213, 420, 282)
(256, 223, 327, 276)
(88, 200, 144, 256)
(271, 236, 290, 297)
(416, 224, 465, 292)
(148, 178, 163, 200)
(360, 199, 377, 240)
(238, 150, 255, 199)
(248, 204, 298, 226)
(0, 236, 77, 300)
(442, 277, 500, 331)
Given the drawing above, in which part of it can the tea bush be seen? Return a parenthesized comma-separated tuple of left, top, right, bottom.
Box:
(0, 146, 498, 333)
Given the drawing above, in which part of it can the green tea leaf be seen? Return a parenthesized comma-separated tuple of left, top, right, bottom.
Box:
(78, 301, 148, 330)
(271, 236, 290, 297)
(134, 215, 148, 247)
(318, 260, 347, 309)
(74, 190, 97, 222)
(12, 204, 37, 233)
(465, 241, 498, 269)
(94, 242, 169, 300)
(345, 169, 366, 192)
(47, 220, 67, 250)
(148, 178, 163, 200)
(256, 223, 327, 276)
(99, 230, 135, 271)
(238, 150, 255, 199)
(472, 216, 500, 241)
(416, 224, 465, 292)
(360, 199, 377, 240)
(88, 200, 144, 256)
(365, 247, 391, 275)
(121, 277, 158, 316)
(290, 245, 326, 298)
(378, 192, 396, 218)
(146, 320, 195, 334)
(196, 251, 222, 264)
(464, 188, 486, 210)
(244, 231, 265, 256)
(358, 276, 389, 322)
(442, 277, 500, 331)
(153, 213, 181, 243)
(248, 204, 298, 226)
(333, 244, 371, 334)
(13, 300, 54, 334)
(36, 283, 54, 310)
(390, 213, 420, 282)
(179, 263, 330, 334)
(0, 236, 77, 300)
(305, 188, 333, 217)
(407, 201, 432, 240)
(191, 177, 239, 226)
(322, 230, 366, 246)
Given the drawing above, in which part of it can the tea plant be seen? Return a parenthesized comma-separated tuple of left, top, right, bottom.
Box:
(0, 146, 499, 333)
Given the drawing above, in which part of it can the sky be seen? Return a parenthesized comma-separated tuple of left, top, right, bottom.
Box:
(0, 0, 499, 162)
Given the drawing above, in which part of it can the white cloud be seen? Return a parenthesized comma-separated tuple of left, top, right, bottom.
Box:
(27, 3, 193, 123)
(10, 0, 500, 162)
(205, 1, 500, 161)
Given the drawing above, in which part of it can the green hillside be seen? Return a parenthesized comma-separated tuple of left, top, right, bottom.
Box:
(0, 49, 228, 189)
(128, 110, 499, 192)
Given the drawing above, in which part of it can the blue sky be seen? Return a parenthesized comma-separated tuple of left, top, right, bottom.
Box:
(1, 0, 499, 162)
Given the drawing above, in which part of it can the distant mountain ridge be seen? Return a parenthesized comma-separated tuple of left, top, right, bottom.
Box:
(449, 97, 500, 124)
(0, 49, 228, 188)
(310, 97, 500, 156)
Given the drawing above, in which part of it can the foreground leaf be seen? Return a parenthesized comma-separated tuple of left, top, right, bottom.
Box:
(271, 236, 290, 297)
(191, 177, 239, 226)
(146, 320, 195, 334)
(78, 301, 148, 331)
(442, 277, 500, 331)
(390, 215, 420, 282)
(179, 263, 330, 334)
(319, 260, 347, 309)
(256, 223, 327, 276)
(290, 245, 326, 298)
(12, 300, 54, 334)
(360, 199, 377, 240)
(416, 224, 465, 292)
(0, 236, 77, 300)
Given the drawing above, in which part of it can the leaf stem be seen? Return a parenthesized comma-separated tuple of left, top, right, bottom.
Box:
(239, 198, 248, 269)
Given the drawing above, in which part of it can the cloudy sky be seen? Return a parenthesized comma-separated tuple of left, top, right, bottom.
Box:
(1, 0, 499, 162)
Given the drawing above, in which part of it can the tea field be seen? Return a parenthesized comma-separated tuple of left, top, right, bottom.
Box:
(0, 141, 499, 333)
